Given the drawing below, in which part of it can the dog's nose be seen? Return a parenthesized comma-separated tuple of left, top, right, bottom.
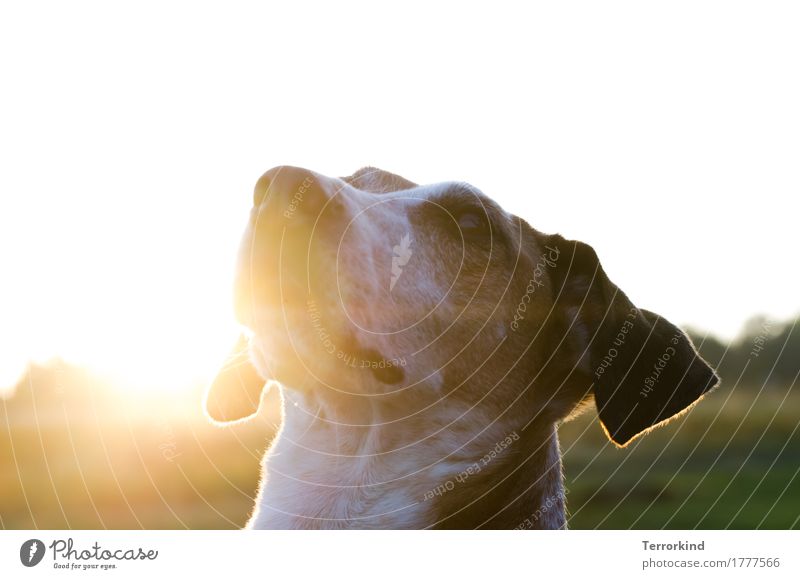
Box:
(244, 165, 347, 306)
(252, 165, 337, 221)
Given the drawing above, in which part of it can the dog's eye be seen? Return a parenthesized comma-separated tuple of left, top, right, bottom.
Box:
(458, 212, 482, 230)
(456, 211, 490, 237)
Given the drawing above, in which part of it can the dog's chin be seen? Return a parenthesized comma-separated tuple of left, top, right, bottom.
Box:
(249, 328, 406, 393)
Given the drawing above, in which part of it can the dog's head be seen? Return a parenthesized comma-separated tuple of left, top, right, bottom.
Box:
(206, 166, 718, 446)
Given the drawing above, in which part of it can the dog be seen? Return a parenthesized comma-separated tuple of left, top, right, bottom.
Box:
(205, 166, 719, 529)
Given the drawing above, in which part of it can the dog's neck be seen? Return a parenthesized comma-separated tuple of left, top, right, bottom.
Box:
(248, 387, 566, 529)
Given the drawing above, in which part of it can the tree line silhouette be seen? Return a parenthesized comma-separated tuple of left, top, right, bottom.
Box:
(687, 315, 798, 391)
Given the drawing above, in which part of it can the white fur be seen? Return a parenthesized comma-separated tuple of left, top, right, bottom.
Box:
(247, 388, 477, 529)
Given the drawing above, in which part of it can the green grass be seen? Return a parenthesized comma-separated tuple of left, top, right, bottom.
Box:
(1, 383, 798, 529)
(559, 386, 800, 529)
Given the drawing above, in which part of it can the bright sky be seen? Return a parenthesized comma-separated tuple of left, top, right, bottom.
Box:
(1, 1, 798, 393)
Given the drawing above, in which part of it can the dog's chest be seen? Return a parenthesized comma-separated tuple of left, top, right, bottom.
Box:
(248, 407, 479, 529)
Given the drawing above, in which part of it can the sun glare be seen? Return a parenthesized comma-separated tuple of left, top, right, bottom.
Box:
(0, 204, 245, 396)
(0, 296, 241, 396)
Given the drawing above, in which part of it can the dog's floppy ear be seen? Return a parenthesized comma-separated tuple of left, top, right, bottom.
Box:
(544, 234, 719, 447)
(204, 334, 266, 424)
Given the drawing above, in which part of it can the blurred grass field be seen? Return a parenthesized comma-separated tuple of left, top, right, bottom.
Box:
(1, 359, 798, 529)
(560, 385, 800, 529)
(0, 363, 276, 530)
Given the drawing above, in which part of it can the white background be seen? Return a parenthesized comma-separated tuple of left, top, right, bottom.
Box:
(0, 1, 798, 392)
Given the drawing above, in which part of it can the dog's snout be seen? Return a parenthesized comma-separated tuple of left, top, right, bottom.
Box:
(253, 165, 337, 222)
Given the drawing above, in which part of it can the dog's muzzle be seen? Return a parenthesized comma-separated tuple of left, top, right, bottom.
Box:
(234, 166, 346, 325)
(233, 166, 405, 387)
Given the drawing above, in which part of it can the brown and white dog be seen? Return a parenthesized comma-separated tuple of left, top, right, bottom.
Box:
(205, 166, 719, 529)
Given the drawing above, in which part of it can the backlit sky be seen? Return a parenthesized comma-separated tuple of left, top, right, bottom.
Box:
(1, 1, 798, 393)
